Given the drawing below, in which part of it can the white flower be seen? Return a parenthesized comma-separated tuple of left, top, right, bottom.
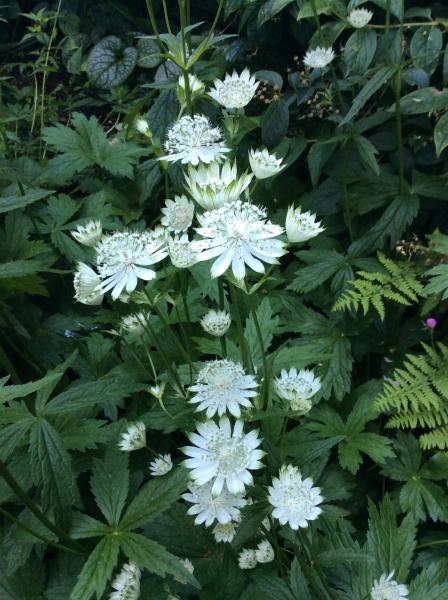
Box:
(149, 453, 173, 476)
(135, 117, 150, 135)
(120, 311, 149, 335)
(208, 69, 258, 109)
(371, 572, 409, 600)
(286, 205, 325, 243)
(73, 263, 104, 305)
(118, 422, 146, 452)
(161, 195, 194, 233)
(303, 47, 335, 69)
(168, 234, 198, 268)
(183, 417, 264, 495)
(192, 200, 287, 280)
(274, 368, 321, 414)
(96, 231, 167, 300)
(255, 539, 274, 563)
(162, 115, 230, 165)
(268, 464, 323, 530)
(185, 161, 253, 210)
(212, 521, 238, 543)
(109, 562, 140, 600)
(201, 309, 231, 337)
(177, 74, 205, 105)
(71, 220, 103, 247)
(189, 359, 257, 418)
(151, 225, 170, 243)
(182, 480, 246, 526)
(149, 383, 165, 399)
(249, 148, 285, 180)
(348, 8, 373, 28)
(238, 549, 257, 570)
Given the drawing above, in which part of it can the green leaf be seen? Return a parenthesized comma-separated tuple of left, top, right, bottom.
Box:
(288, 249, 348, 294)
(423, 264, 448, 299)
(86, 36, 137, 88)
(297, 0, 332, 20)
(434, 112, 448, 157)
(354, 135, 379, 175)
(394, 87, 448, 115)
(0, 372, 61, 404)
(339, 66, 396, 126)
(0, 188, 54, 214)
(147, 88, 179, 139)
(0, 260, 46, 278)
(252, 572, 297, 600)
(307, 140, 339, 187)
(257, 0, 295, 28)
(70, 536, 120, 600)
(90, 449, 129, 526)
(119, 467, 188, 531)
(343, 29, 377, 75)
(244, 297, 278, 369)
(410, 26, 442, 75)
(29, 419, 75, 526)
(262, 99, 289, 148)
(119, 532, 199, 586)
(70, 512, 112, 539)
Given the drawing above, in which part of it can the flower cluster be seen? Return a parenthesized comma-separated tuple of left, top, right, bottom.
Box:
(109, 562, 141, 600)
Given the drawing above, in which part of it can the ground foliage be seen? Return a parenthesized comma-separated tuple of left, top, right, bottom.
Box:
(0, 0, 448, 599)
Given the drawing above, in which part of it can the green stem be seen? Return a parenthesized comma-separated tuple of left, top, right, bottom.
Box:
(342, 140, 353, 242)
(229, 282, 250, 371)
(179, 0, 193, 115)
(0, 505, 83, 555)
(202, 0, 224, 50)
(385, 0, 391, 64)
(300, 532, 336, 600)
(416, 539, 448, 550)
(218, 279, 228, 357)
(247, 292, 269, 409)
(0, 459, 84, 553)
(293, 541, 330, 600)
(394, 67, 405, 194)
(161, 0, 172, 34)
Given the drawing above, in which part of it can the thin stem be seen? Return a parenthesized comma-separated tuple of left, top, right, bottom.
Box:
(300, 532, 336, 599)
(247, 292, 268, 409)
(0, 459, 83, 553)
(416, 539, 448, 550)
(0, 505, 83, 555)
(218, 279, 227, 357)
(229, 282, 250, 371)
(179, 0, 193, 115)
(161, 0, 172, 34)
(292, 541, 330, 600)
(385, 0, 391, 64)
(394, 66, 405, 194)
(342, 140, 353, 242)
(202, 0, 224, 50)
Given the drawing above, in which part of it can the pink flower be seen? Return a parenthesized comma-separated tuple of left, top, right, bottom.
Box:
(425, 318, 437, 329)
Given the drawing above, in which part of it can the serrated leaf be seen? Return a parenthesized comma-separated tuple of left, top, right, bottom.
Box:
(434, 112, 448, 157)
(91, 449, 129, 526)
(244, 297, 278, 369)
(70, 536, 119, 600)
(0, 188, 54, 214)
(0, 372, 61, 404)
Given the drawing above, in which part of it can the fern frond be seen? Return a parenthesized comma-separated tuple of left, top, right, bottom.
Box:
(375, 343, 448, 450)
(333, 252, 422, 320)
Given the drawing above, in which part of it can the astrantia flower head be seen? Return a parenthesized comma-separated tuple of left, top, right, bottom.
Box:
(183, 417, 265, 495)
(209, 69, 258, 109)
(182, 480, 246, 526)
(213, 521, 238, 543)
(168, 234, 198, 268)
(303, 47, 335, 69)
(177, 74, 205, 105)
(238, 549, 257, 570)
(268, 464, 323, 530)
(161, 195, 194, 233)
(109, 562, 140, 600)
(255, 539, 274, 563)
(96, 231, 167, 300)
(162, 115, 230, 165)
(286, 205, 325, 243)
(274, 368, 321, 414)
(73, 263, 103, 306)
(201, 309, 231, 337)
(192, 200, 287, 280)
(120, 311, 149, 335)
(348, 8, 373, 28)
(189, 359, 257, 418)
(249, 148, 285, 180)
(185, 161, 253, 210)
(135, 117, 150, 136)
(149, 453, 173, 476)
(71, 220, 102, 247)
(371, 572, 409, 600)
(118, 422, 146, 452)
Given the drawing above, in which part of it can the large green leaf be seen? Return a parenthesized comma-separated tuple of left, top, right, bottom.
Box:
(0, 188, 54, 214)
(90, 449, 129, 526)
(70, 536, 120, 600)
(86, 36, 137, 88)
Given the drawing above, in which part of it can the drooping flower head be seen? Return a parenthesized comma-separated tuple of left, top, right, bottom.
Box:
(348, 8, 373, 28)
(303, 47, 335, 69)
(285, 205, 325, 243)
(109, 562, 141, 600)
(208, 69, 259, 109)
(201, 309, 231, 337)
(268, 464, 323, 530)
(182, 480, 246, 526)
(161, 195, 194, 232)
(370, 572, 409, 600)
(73, 263, 104, 306)
(183, 417, 265, 495)
(185, 161, 253, 210)
(149, 453, 173, 476)
(192, 200, 287, 280)
(213, 521, 238, 543)
(189, 359, 257, 418)
(249, 148, 285, 180)
(168, 234, 198, 268)
(118, 422, 146, 452)
(71, 220, 102, 247)
(120, 311, 149, 335)
(96, 231, 167, 300)
(162, 115, 230, 165)
(255, 539, 274, 563)
(274, 368, 321, 414)
(238, 549, 257, 570)
(135, 117, 150, 136)
(177, 73, 205, 105)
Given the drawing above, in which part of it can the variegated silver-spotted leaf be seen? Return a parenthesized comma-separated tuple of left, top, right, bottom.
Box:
(136, 37, 161, 69)
(87, 36, 137, 89)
